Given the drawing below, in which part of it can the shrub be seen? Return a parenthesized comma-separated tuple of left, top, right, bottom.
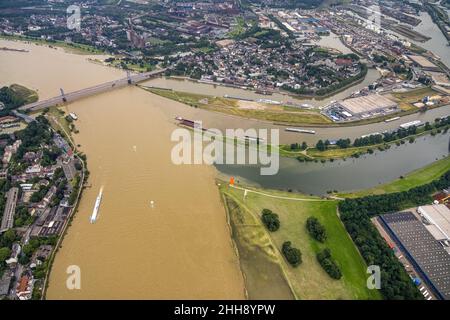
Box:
(316, 248, 342, 280)
(282, 241, 302, 267)
(261, 209, 280, 232)
(306, 217, 327, 242)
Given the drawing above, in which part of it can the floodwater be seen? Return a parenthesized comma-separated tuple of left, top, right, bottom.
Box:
(0, 39, 245, 299)
(0, 40, 124, 99)
(48, 88, 245, 299)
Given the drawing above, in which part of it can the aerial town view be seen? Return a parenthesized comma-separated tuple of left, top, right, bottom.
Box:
(0, 0, 449, 312)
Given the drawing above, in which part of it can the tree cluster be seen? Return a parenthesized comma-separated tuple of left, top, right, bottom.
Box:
(261, 209, 280, 232)
(306, 216, 327, 242)
(282, 241, 302, 267)
(309, 116, 450, 152)
(316, 248, 342, 280)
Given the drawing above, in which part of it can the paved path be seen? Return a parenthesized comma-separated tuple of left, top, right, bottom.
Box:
(229, 184, 330, 202)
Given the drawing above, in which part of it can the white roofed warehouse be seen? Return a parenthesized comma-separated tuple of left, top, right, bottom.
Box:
(338, 94, 398, 117)
(323, 94, 399, 122)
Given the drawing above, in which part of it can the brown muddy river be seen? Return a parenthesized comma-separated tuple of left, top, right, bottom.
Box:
(0, 39, 245, 299)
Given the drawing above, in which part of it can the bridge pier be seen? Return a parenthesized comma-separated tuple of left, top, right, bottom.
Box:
(126, 70, 132, 84)
(60, 88, 67, 103)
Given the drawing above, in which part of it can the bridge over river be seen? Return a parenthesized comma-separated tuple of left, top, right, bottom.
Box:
(19, 68, 166, 112)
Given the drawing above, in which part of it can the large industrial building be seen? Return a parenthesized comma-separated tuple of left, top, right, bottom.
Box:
(379, 210, 450, 300)
(323, 94, 398, 121)
(338, 94, 398, 117)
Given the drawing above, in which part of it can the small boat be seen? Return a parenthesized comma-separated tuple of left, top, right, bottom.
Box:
(90, 187, 103, 224)
(244, 135, 265, 142)
(285, 128, 316, 134)
(385, 116, 400, 123)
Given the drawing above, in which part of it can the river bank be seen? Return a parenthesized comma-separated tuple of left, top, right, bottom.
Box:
(39, 121, 86, 300)
(144, 68, 381, 109)
(218, 155, 450, 299)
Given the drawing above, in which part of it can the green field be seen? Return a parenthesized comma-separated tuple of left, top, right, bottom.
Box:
(38, 106, 80, 142)
(221, 185, 381, 300)
(305, 145, 375, 159)
(108, 58, 154, 73)
(338, 156, 450, 198)
(8, 84, 38, 104)
(222, 193, 296, 300)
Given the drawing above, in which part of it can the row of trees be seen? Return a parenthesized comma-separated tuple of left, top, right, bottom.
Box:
(260, 209, 303, 268)
(316, 249, 342, 280)
(305, 217, 342, 280)
(0, 229, 16, 277)
(289, 142, 308, 151)
(315, 138, 353, 151)
(282, 241, 302, 267)
(312, 116, 450, 152)
(338, 170, 450, 299)
(0, 179, 12, 276)
(306, 217, 327, 242)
